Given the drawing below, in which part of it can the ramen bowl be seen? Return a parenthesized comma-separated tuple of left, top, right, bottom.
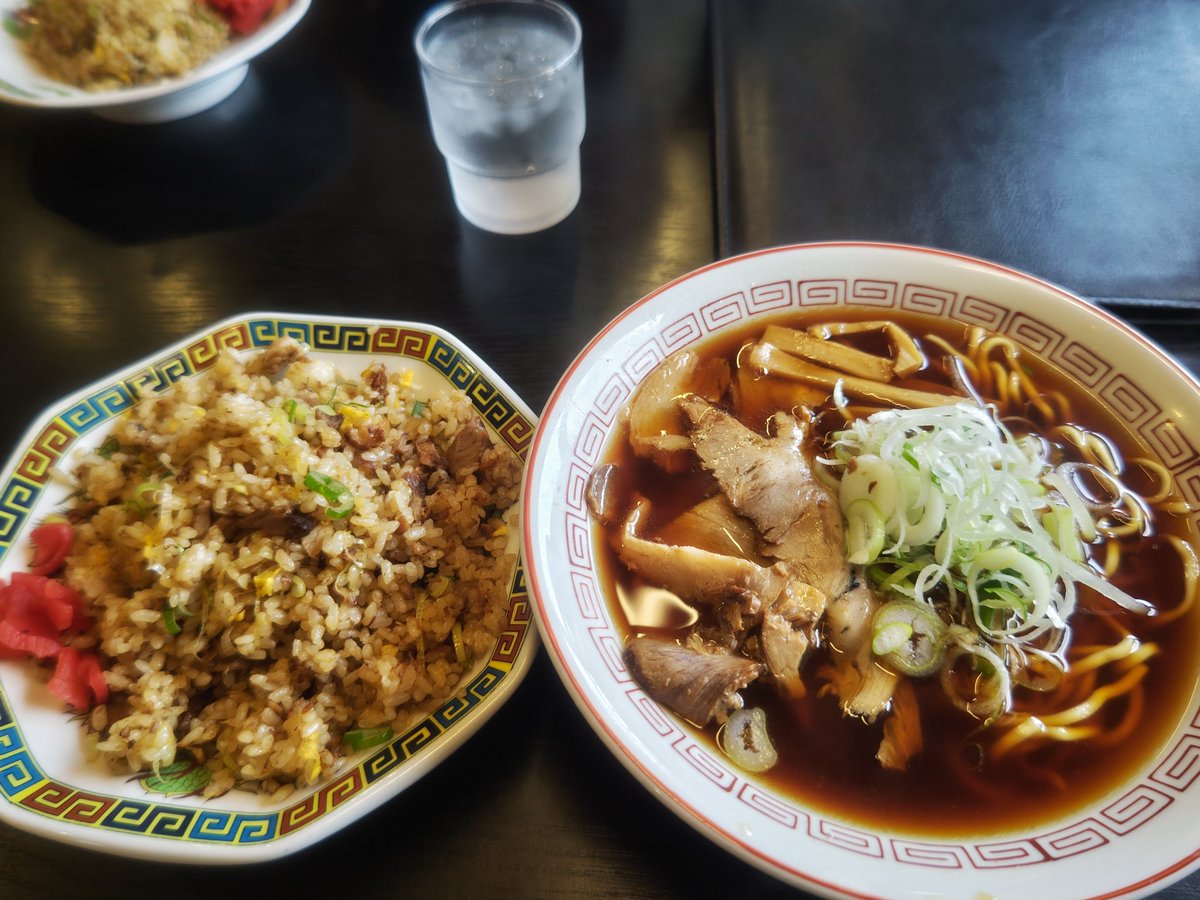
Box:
(522, 242, 1200, 899)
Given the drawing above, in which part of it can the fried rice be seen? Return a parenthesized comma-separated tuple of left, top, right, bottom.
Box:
(22, 0, 231, 90)
(62, 338, 521, 799)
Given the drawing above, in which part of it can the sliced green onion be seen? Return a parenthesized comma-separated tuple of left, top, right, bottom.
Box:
(979, 586, 1028, 612)
(412, 400, 428, 419)
(304, 472, 355, 519)
(870, 600, 948, 677)
(162, 603, 182, 635)
(284, 398, 310, 424)
(323, 382, 355, 407)
(97, 436, 121, 459)
(719, 707, 777, 773)
(3, 13, 32, 39)
(966, 546, 1051, 623)
(451, 621, 467, 664)
(838, 453, 899, 519)
(825, 402, 1145, 660)
(1042, 470, 1097, 542)
(327, 494, 354, 519)
(940, 634, 1011, 721)
(871, 620, 913, 656)
(344, 726, 393, 751)
(132, 481, 164, 513)
(1042, 507, 1083, 562)
(845, 498, 885, 565)
(901, 488, 945, 547)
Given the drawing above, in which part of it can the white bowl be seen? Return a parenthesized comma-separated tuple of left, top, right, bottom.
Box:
(0, 312, 538, 863)
(0, 0, 310, 122)
(523, 242, 1200, 899)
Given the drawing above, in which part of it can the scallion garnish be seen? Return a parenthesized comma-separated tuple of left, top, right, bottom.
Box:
(869, 600, 948, 676)
(3, 12, 32, 40)
(303, 472, 355, 519)
(344, 726, 393, 751)
(162, 603, 182, 636)
(131, 481, 164, 513)
(97, 436, 121, 459)
(451, 621, 467, 664)
(824, 403, 1148, 657)
(284, 398, 310, 424)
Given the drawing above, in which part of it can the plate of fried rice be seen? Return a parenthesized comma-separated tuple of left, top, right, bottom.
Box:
(0, 312, 538, 863)
(0, 0, 311, 122)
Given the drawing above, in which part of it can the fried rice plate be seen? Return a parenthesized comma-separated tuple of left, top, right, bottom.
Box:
(62, 338, 521, 798)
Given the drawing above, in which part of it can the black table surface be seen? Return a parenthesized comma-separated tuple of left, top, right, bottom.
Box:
(0, 1, 1197, 897)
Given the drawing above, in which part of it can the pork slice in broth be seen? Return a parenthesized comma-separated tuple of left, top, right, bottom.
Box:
(625, 636, 763, 726)
(680, 396, 815, 543)
(618, 498, 784, 616)
(877, 678, 923, 771)
(680, 395, 850, 599)
(765, 494, 850, 601)
(656, 494, 766, 564)
(619, 497, 827, 696)
(627, 350, 700, 473)
(761, 580, 827, 698)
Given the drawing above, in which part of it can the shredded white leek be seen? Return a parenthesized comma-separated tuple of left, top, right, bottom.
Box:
(821, 403, 1150, 663)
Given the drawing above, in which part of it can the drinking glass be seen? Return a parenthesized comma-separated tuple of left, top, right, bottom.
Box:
(415, 0, 585, 234)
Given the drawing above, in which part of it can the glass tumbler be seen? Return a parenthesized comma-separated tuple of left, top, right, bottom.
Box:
(415, 0, 585, 234)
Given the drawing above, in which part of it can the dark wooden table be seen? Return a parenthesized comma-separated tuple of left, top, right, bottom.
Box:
(0, 1, 1196, 897)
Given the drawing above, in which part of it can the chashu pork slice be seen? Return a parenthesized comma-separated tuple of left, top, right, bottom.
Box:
(877, 678, 923, 771)
(680, 395, 811, 543)
(767, 496, 850, 601)
(760, 580, 826, 699)
(825, 582, 878, 656)
(625, 636, 762, 725)
(619, 497, 825, 695)
(626, 350, 700, 473)
(618, 498, 785, 617)
(680, 396, 850, 599)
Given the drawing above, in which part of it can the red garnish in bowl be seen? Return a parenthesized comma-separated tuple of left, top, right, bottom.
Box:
(0, 574, 62, 658)
(28, 520, 72, 576)
(48, 647, 108, 711)
(205, 0, 285, 35)
(0, 536, 108, 711)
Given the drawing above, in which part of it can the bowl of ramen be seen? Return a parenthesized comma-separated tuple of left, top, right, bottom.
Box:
(523, 242, 1200, 898)
(0, 0, 311, 123)
(0, 312, 537, 863)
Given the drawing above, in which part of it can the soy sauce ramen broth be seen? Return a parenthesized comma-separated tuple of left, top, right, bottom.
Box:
(594, 310, 1200, 836)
